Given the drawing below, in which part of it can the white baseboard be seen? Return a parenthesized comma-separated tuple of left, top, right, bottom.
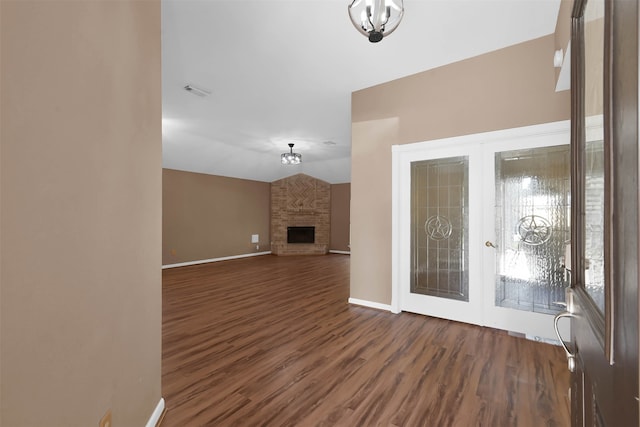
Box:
(162, 251, 272, 269)
(526, 334, 562, 346)
(329, 250, 351, 255)
(348, 298, 392, 312)
(145, 397, 165, 427)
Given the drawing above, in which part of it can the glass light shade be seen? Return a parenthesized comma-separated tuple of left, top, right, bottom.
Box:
(281, 152, 302, 165)
(348, 0, 404, 43)
(281, 143, 302, 165)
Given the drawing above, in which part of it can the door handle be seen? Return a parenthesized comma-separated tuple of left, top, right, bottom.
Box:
(485, 241, 496, 248)
(554, 311, 576, 372)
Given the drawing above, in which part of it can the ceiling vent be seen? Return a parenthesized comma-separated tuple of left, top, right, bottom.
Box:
(183, 84, 211, 97)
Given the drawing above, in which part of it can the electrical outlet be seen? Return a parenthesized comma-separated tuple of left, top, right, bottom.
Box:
(99, 410, 112, 427)
(256, 244, 260, 251)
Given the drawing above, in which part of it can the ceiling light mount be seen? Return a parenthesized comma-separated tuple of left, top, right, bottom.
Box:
(281, 143, 302, 165)
(348, 0, 404, 43)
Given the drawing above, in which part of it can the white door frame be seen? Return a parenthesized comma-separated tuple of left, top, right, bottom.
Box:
(391, 120, 571, 337)
(393, 141, 484, 323)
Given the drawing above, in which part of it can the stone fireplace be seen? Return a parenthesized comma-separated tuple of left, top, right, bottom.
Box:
(271, 173, 330, 255)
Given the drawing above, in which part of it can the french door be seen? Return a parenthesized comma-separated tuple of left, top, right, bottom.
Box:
(392, 121, 571, 341)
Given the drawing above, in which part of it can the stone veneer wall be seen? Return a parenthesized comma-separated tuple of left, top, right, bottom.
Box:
(271, 173, 330, 255)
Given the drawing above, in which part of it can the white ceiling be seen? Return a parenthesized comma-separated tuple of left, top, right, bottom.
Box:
(162, 0, 561, 184)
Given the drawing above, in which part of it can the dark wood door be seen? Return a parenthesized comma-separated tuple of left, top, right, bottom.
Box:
(565, 0, 639, 425)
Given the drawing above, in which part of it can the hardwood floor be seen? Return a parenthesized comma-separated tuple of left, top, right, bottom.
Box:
(162, 254, 570, 426)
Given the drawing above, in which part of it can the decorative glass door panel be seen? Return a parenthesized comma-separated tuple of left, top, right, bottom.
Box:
(393, 122, 570, 339)
(494, 145, 571, 315)
(410, 157, 469, 301)
(584, 135, 605, 312)
(582, 0, 606, 314)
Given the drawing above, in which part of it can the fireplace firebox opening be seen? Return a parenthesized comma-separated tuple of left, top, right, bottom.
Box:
(287, 226, 315, 244)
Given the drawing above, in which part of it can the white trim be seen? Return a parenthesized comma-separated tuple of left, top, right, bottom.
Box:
(145, 398, 165, 427)
(348, 298, 393, 312)
(162, 251, 272, 269)
(392, 120, 570, 154)
(329, 250, 351, 255)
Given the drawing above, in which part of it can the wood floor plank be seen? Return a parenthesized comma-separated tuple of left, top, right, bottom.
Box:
(162, 254, 570, 426)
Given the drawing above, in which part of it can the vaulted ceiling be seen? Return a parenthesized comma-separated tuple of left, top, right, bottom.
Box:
(162, 0, 561, 184)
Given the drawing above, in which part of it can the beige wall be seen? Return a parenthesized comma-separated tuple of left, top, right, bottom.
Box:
(330, 183, 351, 252)
(555, 0, 573, 51)
(163, 169, 271, 265)
(1, 1, 161, 426)
(163, 170, 350, 262)
(351, 35, 570, 305)
(351, 118, 399, 303)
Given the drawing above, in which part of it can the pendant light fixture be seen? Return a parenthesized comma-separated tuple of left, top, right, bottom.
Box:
(281, 143, 302, 165)
(348, 0, 404, 43)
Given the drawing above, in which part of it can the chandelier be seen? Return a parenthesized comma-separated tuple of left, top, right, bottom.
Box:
(348, 0, 404, 43)
(281, 143, 302, 165)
